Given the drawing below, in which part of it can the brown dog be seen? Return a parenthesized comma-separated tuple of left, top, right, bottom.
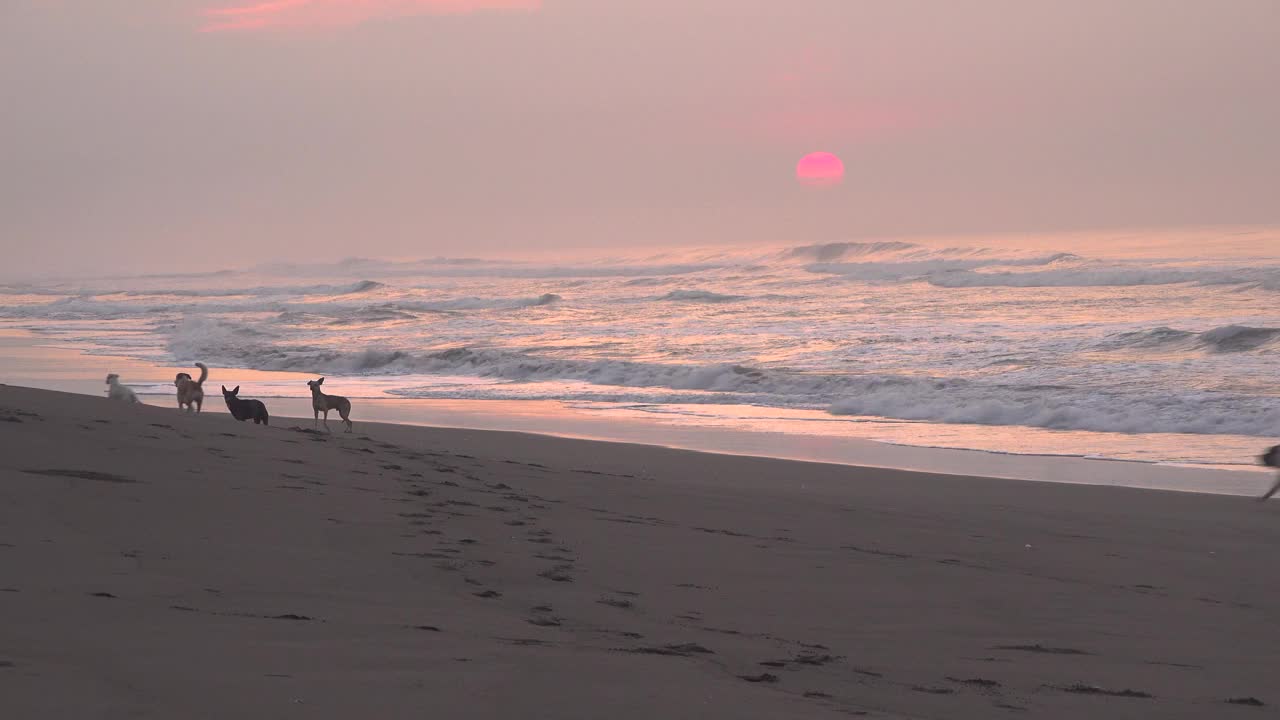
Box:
(307, 377, 353, 433)
(174, 362, 208, 412)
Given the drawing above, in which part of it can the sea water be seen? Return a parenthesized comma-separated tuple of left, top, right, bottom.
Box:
(3, 227, 1277, 470)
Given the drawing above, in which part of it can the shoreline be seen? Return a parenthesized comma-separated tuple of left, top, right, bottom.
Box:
(3, 384, 1279, 718)
(1, 330, 1273, 497)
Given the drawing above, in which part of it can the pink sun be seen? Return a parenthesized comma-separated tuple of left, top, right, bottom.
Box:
(796, 151, 845, 187)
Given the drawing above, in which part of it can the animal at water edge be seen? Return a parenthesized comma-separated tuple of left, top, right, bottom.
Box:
(105, 374, 139, 403)
(307, 377, 353, 433)
(1259, 444, 1280, 502)
(221, 386, 270, 425)
(174, 362, 208, 412)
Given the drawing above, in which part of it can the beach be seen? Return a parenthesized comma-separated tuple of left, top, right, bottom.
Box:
(2, 384, 1277, 718)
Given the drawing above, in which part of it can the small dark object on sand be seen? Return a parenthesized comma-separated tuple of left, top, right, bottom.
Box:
(1054, 683, 1152, 699)
(25, 469, 137, 484)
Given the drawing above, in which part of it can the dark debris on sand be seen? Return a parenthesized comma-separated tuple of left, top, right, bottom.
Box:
(995, 644, 1091, 655)
(623, 643, 714, 657)
(1050, 683, 1153, 699)
(25, 469, 138, 484)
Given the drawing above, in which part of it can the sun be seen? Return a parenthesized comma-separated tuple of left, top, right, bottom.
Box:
(796, 151, 845, 187)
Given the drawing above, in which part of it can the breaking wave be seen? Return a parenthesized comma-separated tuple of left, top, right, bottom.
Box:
(1101, 325, 1280, 353)
(659, 289, 748, 303)
(805, 253, 1079, 283)
(0, 290, 562, 321)
(157, 327, 1280, 437)
(5, 230, 1280, 457)
(928, 265, 1280, 290)
(783, 241, 919, 263)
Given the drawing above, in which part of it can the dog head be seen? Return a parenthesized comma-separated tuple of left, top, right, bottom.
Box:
(106, 373, 118, 385)
(222, 385, 240, 398)
(175, 372, 192, 388)
(307, 377, 325, 391)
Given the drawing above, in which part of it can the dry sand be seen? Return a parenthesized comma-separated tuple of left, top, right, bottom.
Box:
(1, 384, 1277, 718)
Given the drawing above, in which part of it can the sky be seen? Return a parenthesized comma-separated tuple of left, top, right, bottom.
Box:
(2, 1, 1278, 275)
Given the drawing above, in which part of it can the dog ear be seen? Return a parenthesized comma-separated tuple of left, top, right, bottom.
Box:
(318, 377, 325, 385)
(232, 386, 240, 395)
(221, 385, 228, 393)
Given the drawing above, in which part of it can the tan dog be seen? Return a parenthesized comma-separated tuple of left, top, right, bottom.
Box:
(174, 362, 208, 412)
(307, 377, 353, 433)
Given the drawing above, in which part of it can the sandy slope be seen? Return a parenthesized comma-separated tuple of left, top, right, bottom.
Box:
(1, 384, 1276, 719)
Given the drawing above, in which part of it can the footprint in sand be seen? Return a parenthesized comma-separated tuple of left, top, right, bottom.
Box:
(498, 638, 551, 647)
(1046, 683, 1151, 699)
(623, 643, 714, 657)
(538, 565, 574, 583)
(947, 677, 1001, 690)
(24, 469, 138, 484)
(995, 644, 1090, 655)
(911, 686, 955, 695)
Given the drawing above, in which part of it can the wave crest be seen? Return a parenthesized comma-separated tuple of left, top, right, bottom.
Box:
(1101, 325, 1280, 353)
(158, 327, 1280, 438)
(659, 289, 747, 303)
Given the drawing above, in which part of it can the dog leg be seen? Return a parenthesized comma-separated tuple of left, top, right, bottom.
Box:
(323, 410, 331, 433)
(313, 409, 319, 429)
(1260, 472, 1280, 502)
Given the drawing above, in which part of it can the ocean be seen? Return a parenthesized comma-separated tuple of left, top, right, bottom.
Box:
(3, 227, 1278, 472)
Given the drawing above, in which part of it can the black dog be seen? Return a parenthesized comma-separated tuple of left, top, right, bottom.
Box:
(222, 385, 270, 425)
(1258, 444, 1280, 501)
(1263, 445, 1280, 468)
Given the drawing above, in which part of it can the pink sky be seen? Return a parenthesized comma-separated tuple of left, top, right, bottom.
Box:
(203, 0, 541, 32)
(2, 0, 1278, 275)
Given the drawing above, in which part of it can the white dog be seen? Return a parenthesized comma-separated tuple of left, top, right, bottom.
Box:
(105, 373, 139, 403)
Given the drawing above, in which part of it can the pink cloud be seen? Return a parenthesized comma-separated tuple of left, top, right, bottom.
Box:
(201, 0, 540, 32)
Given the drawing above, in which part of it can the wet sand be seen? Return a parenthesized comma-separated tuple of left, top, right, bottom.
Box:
(1, 384, 1277, 718)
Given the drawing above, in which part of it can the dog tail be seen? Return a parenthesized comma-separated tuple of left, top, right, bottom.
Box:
(195, 362, 208, 387)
